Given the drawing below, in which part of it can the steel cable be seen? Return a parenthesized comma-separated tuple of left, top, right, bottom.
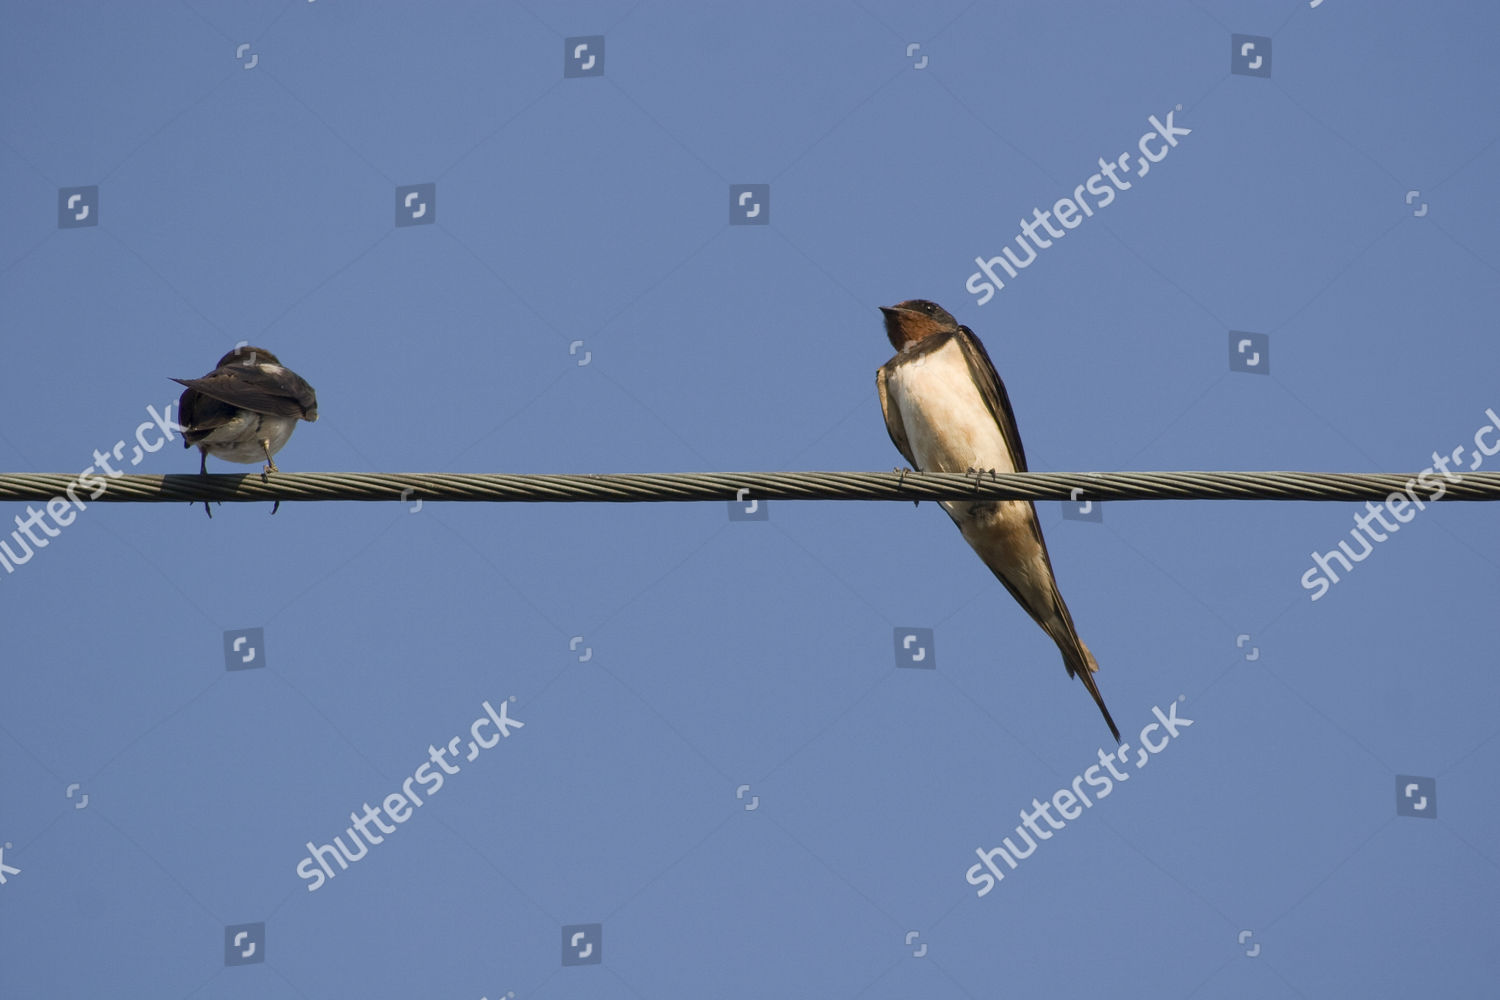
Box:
(1, 470, 1497, 505)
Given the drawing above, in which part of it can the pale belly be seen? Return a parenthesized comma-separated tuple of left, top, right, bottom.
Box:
(198, 413, 299, 463)
(885, 339, 1018, 477)
(886, 340, 1055, 599)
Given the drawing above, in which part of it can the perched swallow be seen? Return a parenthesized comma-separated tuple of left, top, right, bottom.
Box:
(172, 346, 318, 517)
(876, 300, 1119, 741)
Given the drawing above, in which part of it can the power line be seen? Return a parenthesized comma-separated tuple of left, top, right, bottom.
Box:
(2, 470, 1497, 506)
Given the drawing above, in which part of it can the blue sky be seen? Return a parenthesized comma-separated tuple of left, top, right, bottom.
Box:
(3, 2, 1498, 997)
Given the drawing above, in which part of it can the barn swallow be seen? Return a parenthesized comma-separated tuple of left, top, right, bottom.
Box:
(876, 300, 1119, 742)
(172, 345, 318, 517)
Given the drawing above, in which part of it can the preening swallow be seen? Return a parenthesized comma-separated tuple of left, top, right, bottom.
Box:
(173, 345, 318, 517)
(876, 300, 1119, 741)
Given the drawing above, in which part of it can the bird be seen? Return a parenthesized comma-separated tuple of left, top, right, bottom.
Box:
(875, 299, 1119, 742)
(172, 345, 318, 517)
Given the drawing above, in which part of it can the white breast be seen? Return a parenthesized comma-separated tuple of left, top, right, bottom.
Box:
(201, 414, 300, 463)
(886, 338, 1018, 475)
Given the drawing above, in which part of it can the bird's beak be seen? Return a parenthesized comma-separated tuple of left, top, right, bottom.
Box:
(880, 305, 911, 351)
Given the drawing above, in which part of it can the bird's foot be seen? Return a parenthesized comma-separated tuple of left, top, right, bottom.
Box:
(260, 441, 279, 482)
(967, 466, 1000, 490)
(196, 461, 215, 517)
(894, 466, 919, 507)
(261, 445, 281, 507)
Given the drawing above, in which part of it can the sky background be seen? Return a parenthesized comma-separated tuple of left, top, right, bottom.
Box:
(3, 1, 1499, 997)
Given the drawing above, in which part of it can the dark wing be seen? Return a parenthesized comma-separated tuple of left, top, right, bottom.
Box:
(875, 361, 917, 468)
(171, 366, 316, 420)
(954, 327, 1105, 701)
(953, 326, 1027, 473)
(175, 388, 238, 444)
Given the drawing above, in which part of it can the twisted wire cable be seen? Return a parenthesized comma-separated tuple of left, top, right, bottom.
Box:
(1, 470, 1498, 505)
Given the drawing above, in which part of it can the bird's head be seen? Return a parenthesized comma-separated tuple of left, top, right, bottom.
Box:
(880, 299, 959, 351)
(214, 345, 283, 369)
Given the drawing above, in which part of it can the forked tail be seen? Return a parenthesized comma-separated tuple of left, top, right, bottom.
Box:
(1059, 638, 1120, 743)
